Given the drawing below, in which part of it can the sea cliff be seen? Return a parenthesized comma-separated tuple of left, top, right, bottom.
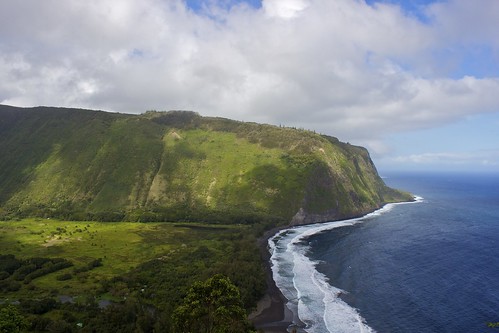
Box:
(0, 104, 411, 224)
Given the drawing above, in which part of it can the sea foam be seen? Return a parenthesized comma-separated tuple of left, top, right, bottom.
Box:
(269, 200, 422, 333)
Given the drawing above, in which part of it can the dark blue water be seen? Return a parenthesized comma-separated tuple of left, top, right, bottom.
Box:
(309, 172, 499, 332)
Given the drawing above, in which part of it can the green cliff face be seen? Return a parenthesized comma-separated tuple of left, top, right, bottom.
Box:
(0, 105, 412, 224)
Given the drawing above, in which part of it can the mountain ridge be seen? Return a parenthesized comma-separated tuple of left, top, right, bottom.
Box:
(0, 104, 412, 225)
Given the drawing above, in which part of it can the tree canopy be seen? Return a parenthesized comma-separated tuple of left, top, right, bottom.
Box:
(172, 274, 254, 333)
(0, 305, 27, 333)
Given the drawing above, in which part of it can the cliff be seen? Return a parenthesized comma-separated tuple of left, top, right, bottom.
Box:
(0, 105, 412, 224)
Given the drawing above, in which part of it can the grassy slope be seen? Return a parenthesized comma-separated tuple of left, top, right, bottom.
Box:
(0, 105, 412, 224)
(0, 219, 258, 302)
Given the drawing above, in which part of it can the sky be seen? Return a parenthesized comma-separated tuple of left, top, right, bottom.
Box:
(1, 0, 499, 173)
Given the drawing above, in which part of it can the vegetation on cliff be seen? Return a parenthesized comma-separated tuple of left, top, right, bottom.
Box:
(0, 105, 411, 224)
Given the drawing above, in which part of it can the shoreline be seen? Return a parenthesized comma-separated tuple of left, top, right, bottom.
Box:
(249, 200, 418, 332)
(249, 226, 299, 333)
(249, 212, 380, 332)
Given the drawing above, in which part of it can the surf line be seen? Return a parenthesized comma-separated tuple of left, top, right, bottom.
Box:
(268, 197, 423, 333)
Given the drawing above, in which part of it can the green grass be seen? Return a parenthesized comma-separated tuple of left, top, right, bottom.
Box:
(0, 219, 244, 299)
(0, 218, 266, 331)
(152, 128, 306, 216)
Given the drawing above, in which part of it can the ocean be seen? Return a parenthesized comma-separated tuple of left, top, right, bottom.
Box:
(269, 172, 499, 332)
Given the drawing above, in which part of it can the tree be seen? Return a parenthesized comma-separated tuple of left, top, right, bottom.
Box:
(0, 305, 27, 333)
(172, 274, 254, 333)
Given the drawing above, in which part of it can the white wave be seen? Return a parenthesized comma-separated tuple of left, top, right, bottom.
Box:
(269, 199, 422, 333)
(414, 195, 425, 202)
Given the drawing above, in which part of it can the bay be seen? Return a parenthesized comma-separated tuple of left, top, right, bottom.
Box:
(270, 172, 499, 332)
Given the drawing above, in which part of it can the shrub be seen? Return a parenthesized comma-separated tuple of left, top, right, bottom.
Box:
(56, 273, 72, 281)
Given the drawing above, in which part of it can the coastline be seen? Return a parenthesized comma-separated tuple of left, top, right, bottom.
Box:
(249, 212, 383, 332)
(249, 226, 298, 333)
(249, 200, 418, 332)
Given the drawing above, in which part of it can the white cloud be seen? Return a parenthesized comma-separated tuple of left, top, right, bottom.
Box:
(389, 150, 499, 168)
(1, 0, 499, 158)
(263, 0, 310, 18)
(427, 0, 499, 47)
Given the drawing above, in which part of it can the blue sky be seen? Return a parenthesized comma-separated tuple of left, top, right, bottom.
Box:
(1, 0, 498, 172)
(366, 0, 437, 19)
(186, 0, 262, 11)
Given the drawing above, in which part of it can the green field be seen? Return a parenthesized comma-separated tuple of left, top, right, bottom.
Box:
(0, 219, 254, 300)
(1, 219, 266, 331)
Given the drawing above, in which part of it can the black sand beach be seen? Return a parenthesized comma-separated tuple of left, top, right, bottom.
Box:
(249, 227, 301, 333)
